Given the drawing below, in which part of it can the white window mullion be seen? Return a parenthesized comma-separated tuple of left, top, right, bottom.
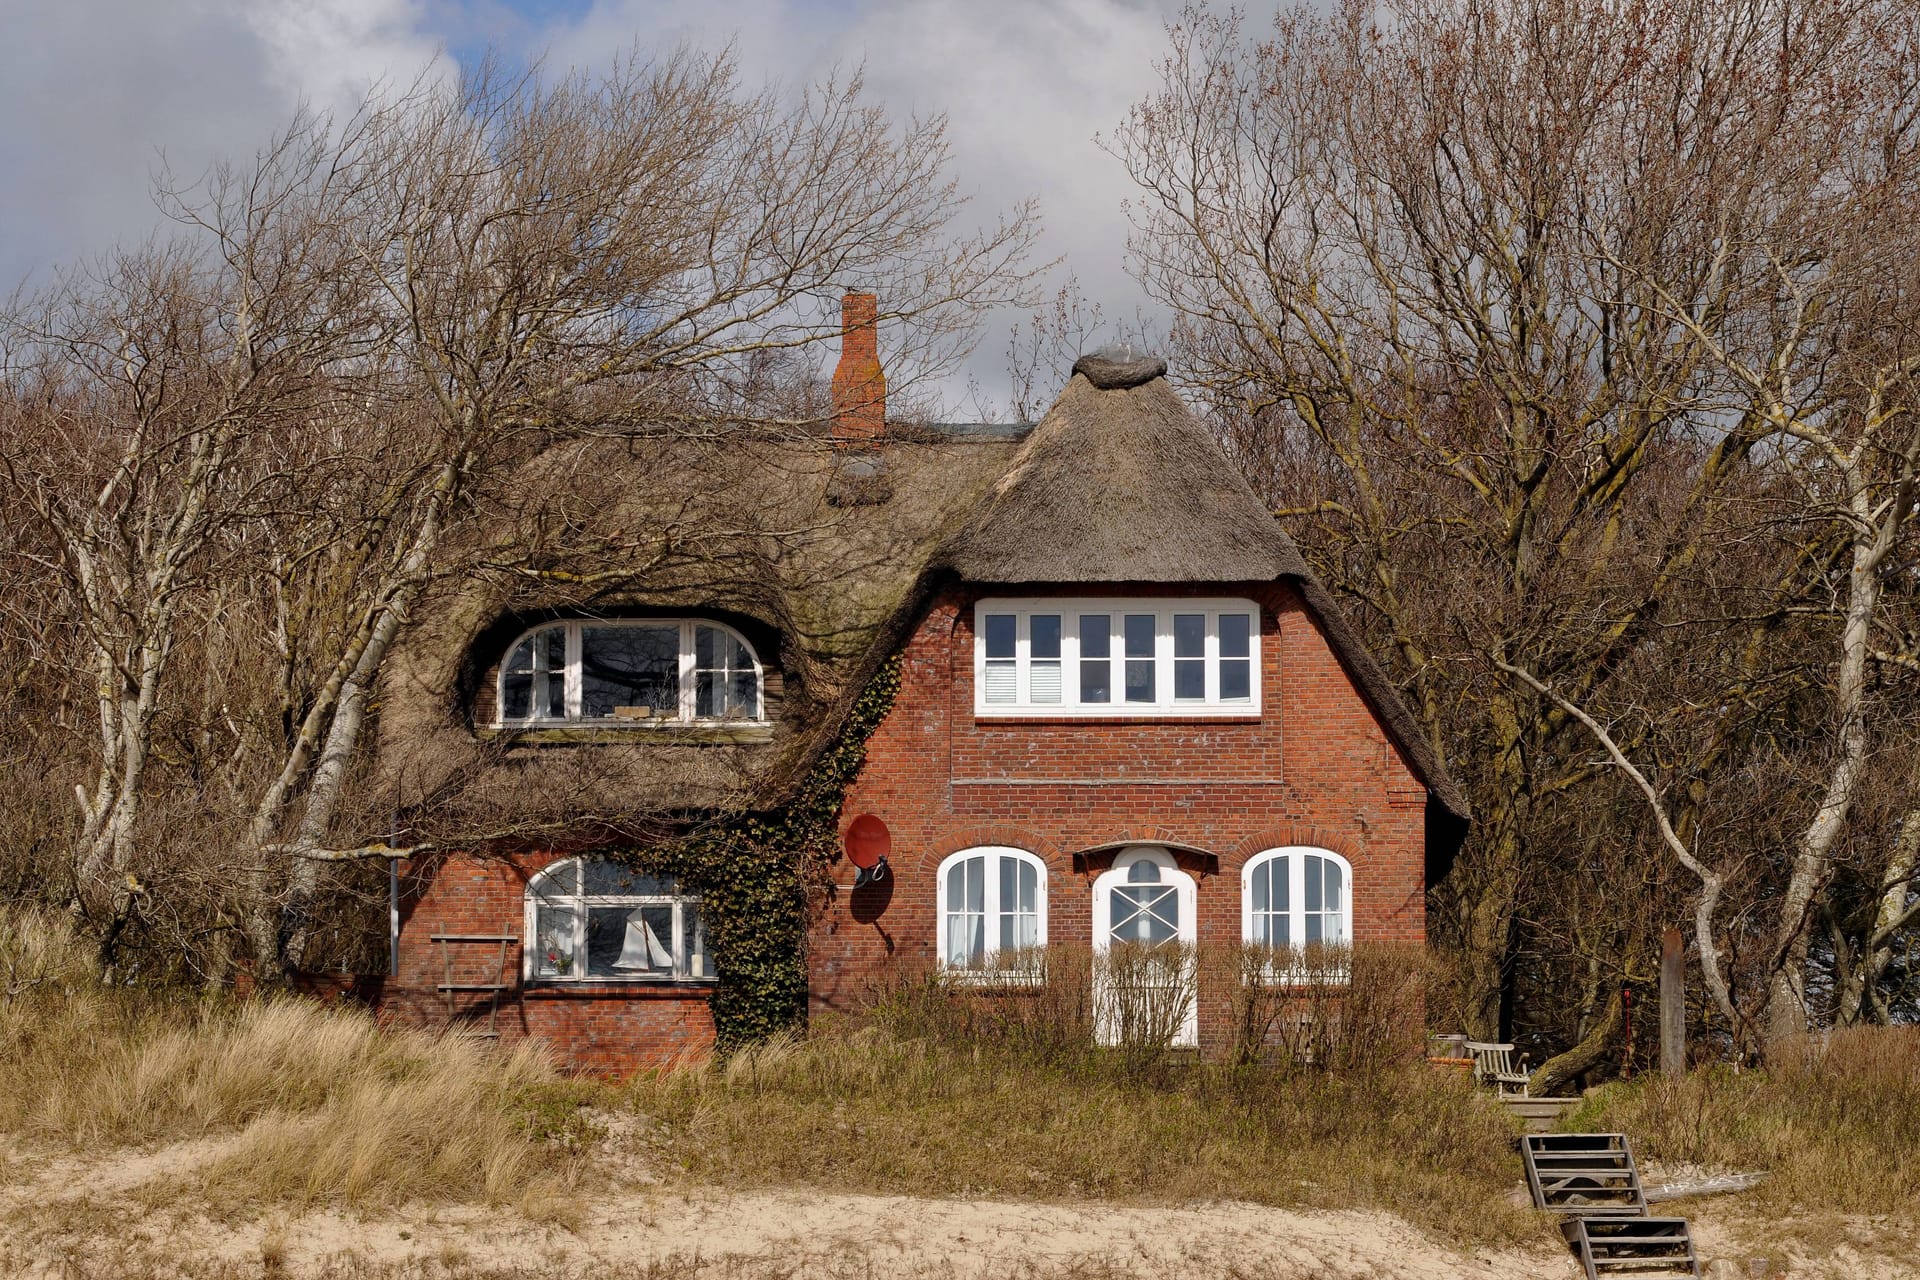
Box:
(671, 902, 686, 979)
(679, 621, 696, 721)
(566, 623, 582, 719)
(1064, 621, 1081, 709)
(983, 851, 1001, 963)
(1015, 614, 1030, 704)
(1205, 614, 1220, 703)
(1156, 609, 1172, 707)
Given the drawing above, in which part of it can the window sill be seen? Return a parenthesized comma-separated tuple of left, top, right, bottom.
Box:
(973, 712, 1261, 725)
(479, 723, 773, 746)
(523, 979, 717, 997)
(937, 969, 1046, 990)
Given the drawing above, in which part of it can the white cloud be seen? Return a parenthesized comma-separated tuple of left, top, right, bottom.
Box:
(547, 0, 1184, 411)
(0, 0, 442, 292)
(0, 0, 1199, 409)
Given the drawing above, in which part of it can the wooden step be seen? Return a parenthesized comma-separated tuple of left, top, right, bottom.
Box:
(1522, 1133, 1649, 1215)
(1563, 1217, 1699, 1279)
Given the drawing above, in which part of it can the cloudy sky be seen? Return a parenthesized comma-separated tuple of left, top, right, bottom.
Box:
(0, 0, 1227, 412)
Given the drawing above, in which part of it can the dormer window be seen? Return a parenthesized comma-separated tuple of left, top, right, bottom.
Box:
(498, 620, 763, 726)
(973, 598, 1260, 717)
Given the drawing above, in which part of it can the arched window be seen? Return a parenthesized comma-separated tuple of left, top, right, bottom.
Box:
(936, 847, 1047, 976)
(498, 619, 763, 726)
(1241, 847, 1352, 951)
(526, 857, 710, 982)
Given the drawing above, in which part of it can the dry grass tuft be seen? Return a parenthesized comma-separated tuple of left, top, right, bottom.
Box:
(1572, 1025, 1920, 1219)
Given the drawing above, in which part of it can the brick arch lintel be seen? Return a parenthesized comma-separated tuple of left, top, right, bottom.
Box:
(912, 825, 1067, 879)
(1221, 826, 1369, 870)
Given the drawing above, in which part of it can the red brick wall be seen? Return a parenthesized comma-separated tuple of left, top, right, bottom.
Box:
(380, 853, 715, 1076)
(809, 580, 1428, 1056)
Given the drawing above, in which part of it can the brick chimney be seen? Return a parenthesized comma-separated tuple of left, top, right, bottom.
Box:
(830, 291, 886, 443)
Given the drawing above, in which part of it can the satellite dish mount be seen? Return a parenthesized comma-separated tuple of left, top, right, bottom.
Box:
(845, 814, 891, 889)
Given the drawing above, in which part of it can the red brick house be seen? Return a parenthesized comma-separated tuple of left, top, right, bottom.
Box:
(373, 294, 1466, 1071)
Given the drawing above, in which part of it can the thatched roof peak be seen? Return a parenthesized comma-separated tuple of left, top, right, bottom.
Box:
(939, 361, 1310, 584)
(1072, 349, 1167, 389)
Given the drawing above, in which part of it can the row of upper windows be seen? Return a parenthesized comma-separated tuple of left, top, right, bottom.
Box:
(490, 598, 1264, 728)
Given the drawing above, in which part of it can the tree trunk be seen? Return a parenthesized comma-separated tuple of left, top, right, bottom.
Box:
(1531, 984, 1627, 1097)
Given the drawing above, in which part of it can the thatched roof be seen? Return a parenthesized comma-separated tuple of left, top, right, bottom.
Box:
(374, 352, 1466, 842)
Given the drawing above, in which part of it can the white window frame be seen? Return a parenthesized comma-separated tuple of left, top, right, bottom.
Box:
(524, 857, 712, 984)
(971, 597, 1260, 717)
(1240, 846, 1354, 982)
(495, 618, 765, 727)
(934, 846, 1049, 981)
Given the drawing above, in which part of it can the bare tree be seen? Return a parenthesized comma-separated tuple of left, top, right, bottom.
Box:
(1119, 0, 1920, 1051)
(2, 46, 1040, 982)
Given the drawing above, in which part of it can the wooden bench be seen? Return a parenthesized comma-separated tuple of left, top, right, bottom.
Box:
(1464, 1039, 1531, 1097)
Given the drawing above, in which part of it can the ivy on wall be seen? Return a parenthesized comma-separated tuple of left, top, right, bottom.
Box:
(615, 655, 902, 1050)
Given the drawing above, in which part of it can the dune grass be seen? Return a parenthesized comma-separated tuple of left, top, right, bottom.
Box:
(1569, 1025, 1920, 1220)
(0, 907, 576, 1209)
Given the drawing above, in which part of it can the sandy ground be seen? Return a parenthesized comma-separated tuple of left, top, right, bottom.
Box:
(1, 1136, 1912, 1279)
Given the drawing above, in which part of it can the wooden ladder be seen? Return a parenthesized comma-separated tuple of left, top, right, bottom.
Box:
(431, 933, 518, 1038)
(1521, 1134, 1699, 1279)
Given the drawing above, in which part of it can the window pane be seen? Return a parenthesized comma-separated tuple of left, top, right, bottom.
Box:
(1220, 658, 1252, 702)
(1126, 859, 1161, 883)
(1030, 660, 1062, 703)
(543, 626, 566, 670)
(581, 625, 679, 718)
(501, 672, 532, 720)
(1174, 658, 1204, 700)
(1081, 659, 1111, 703)
(1220, 614, 1252, 659)
(1125, 658, 1155, 702)
(533, 905, 578, 977)
(732, 670, 759, 717)
(1305, 856, 1324, 912)
(529, 859, 580, 899)
(1079, 615, 1111, 658)
(1251, 861, 1269, 915)
(1031, 615, 1062, 659)
(1173, 614, 1204, 657)
(984, 615, 1016, 659)
(1017, 858, 1037, 912)
(948, 911, 985, 966)
(582, 861, 673, 896)
(984, 661, 1017, 703)
(591, 904, 675, 975)
(1123, 614, 1155, 657)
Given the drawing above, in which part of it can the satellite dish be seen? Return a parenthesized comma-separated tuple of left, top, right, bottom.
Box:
(845, 814, 891, 887)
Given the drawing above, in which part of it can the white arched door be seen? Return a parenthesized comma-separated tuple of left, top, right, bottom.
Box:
(1091, 846, 1198, 1047)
